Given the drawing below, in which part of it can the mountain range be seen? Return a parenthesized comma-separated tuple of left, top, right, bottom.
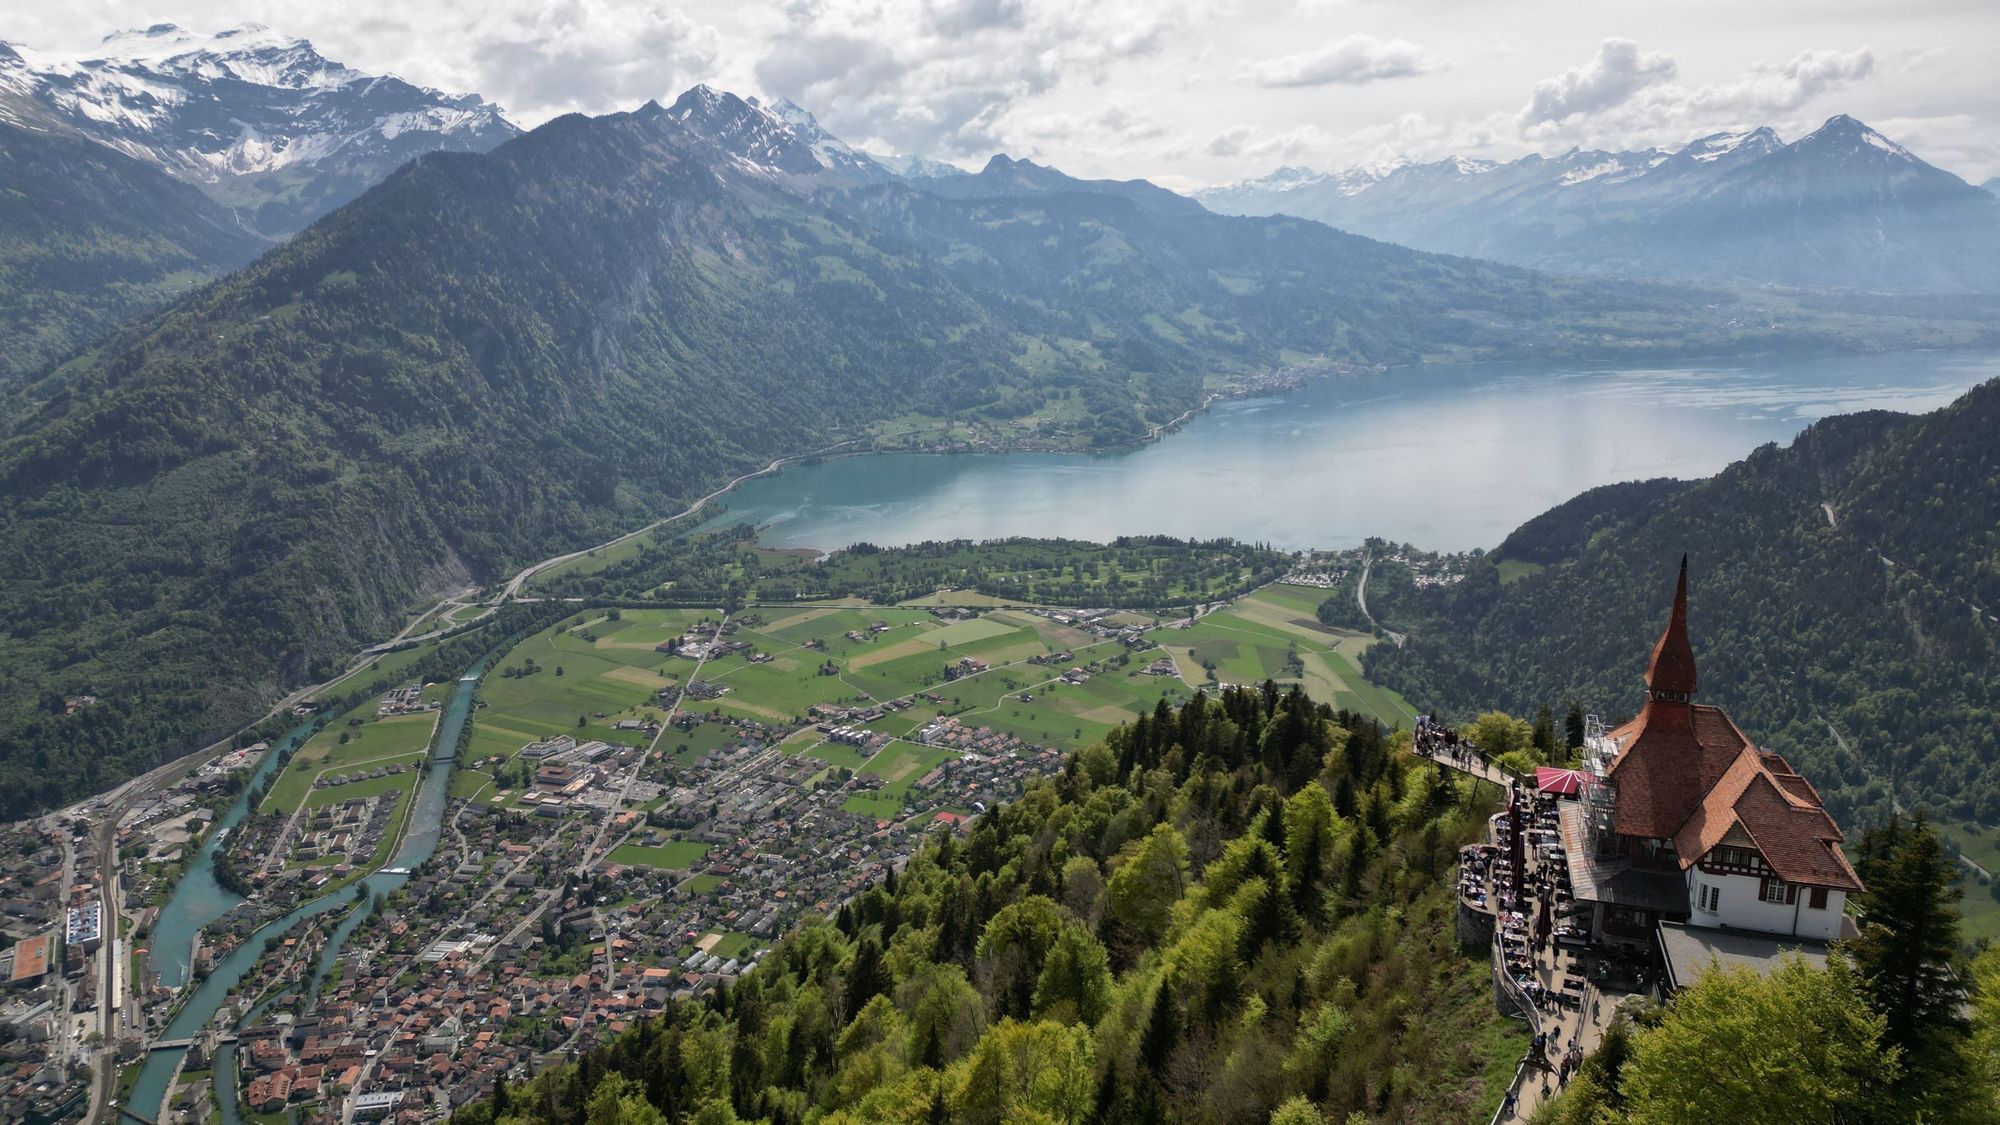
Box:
(6, 75, 1981, 816)
(1197, 115, 2000, 294)
(0, 23, 518, 236)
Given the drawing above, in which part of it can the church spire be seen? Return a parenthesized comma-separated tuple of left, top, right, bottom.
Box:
(1645, 555, 1697, 702)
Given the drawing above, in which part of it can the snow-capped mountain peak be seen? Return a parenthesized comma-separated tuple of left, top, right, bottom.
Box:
(1193, 113, 1999, 293)
(658, 85, 893, 186)
(1679, 126, 1782, 164)
(882, 154, 970, 180)
(0, 24, 518, 234)
(1795, 113, 1916, 162)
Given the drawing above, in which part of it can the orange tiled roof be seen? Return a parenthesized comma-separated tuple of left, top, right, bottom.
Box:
(1607, 561, 1863, 893)
(1673, 750, 1862, 890)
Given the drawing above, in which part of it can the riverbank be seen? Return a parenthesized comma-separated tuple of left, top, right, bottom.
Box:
(127, 655, 491, 1123)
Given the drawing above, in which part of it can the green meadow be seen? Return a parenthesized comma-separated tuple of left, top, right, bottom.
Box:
(607, 841, 710, 870)
(261, 706, 439, 814)
(470, 607, 720, 763)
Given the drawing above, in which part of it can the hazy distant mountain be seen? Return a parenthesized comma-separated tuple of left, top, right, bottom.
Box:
(0, 119, 267, 387)
(1984, 176, 2000, 198)
(1197, 115, 2000, 293)
(0, 23, 519, 235)
(907, 152, 1203, 217)
(877, 154, 970, 179)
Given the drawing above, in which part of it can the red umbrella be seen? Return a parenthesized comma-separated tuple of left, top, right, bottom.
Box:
(1535, 766, 1586, 797)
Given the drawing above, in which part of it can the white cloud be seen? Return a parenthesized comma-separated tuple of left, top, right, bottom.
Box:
(1206, 125, 1254, 157)
(1684, 47, 1873, 116)
(922, 0, 1029, 35)
(464, 0, 721, 120)
(1519, 38, 1676, 126)
(9, 2, 1995, 184)
(1247, 34, 1440, 88)
(1515, 42, 1881, 154)
(750, 0, 1205, 158)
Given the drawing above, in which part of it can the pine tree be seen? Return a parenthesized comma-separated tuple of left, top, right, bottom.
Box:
(1849, 813, 1966, 1053)
(846, 937, 889, 1016)
(1139, 981, 1179, 1071)
(1532, 705, 1556, 758)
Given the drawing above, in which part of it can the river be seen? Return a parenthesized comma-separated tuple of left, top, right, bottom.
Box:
(126, 661, 488, 1123)
(702, 351, 2000, 553)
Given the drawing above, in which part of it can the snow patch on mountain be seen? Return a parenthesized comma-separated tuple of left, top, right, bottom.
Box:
(0, 23, 517, 230)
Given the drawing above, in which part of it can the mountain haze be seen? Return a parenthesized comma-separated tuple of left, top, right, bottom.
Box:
(1198, 115, 2000, 294)
(0, 84, 1990, 816)
(0, 119, 267, 386)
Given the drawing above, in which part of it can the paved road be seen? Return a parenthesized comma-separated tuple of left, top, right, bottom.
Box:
(1355, 551, 1405, 648)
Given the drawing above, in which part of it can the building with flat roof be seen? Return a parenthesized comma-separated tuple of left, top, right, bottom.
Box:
(354, 1090, 405, 1119)
(8, 932, 54, 984)
(65, 902, 101, 953)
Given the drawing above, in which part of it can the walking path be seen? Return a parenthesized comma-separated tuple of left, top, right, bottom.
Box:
(1412, 732, 1622, 1123)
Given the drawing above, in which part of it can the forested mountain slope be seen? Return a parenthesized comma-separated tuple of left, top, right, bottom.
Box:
(0, 84, 1991, 817)
(452, 688, 1521, 1125)
(0, 119, 267, 387)
(1365, 377, 2000, 825)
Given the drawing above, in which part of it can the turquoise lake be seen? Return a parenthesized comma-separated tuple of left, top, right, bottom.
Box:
(705, 352, 1999, 553)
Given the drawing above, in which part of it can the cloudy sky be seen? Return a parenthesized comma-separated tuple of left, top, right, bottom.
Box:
(19, 0, 2000, 187)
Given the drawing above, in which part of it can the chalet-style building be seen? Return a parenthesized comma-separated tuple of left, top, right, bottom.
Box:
(1563, 560, 1861, 980)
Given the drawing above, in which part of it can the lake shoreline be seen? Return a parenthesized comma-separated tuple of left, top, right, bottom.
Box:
(687, 349, 2000, 556)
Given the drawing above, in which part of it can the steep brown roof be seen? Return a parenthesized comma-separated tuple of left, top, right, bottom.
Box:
(1645, 556, 1698, 698)
(1604, 702, 1749, 839)
(1673, 750, 1861, 890)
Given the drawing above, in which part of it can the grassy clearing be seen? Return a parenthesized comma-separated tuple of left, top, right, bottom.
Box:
(607, 841, 710, 869)
(923, 615, 1019, 647)
(1248, 582, 1334, 617)
(801, 741, 872, 771)
(1162, 595, 1416, 728)
(261, 708, 438, 814)
(1497, 559, 1546, 586)
(527, 533, 657, 590)
(449, 768, 494, 800)
(859, 742, 956, 798)
(842, 793, 904, 819)
(302, 766, 420, 808)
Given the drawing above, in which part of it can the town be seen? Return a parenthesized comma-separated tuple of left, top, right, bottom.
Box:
(1, 574, 1411, 1124)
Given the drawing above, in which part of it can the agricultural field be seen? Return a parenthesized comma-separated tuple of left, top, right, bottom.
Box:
(526, 532, 657, 590)
(460, 580, 1419, 827)
(260, 702, 442, 815)
(1939, 819, 2000, 942)
(1158, 584, 1417, 727)
(469, 607, 721, 766)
